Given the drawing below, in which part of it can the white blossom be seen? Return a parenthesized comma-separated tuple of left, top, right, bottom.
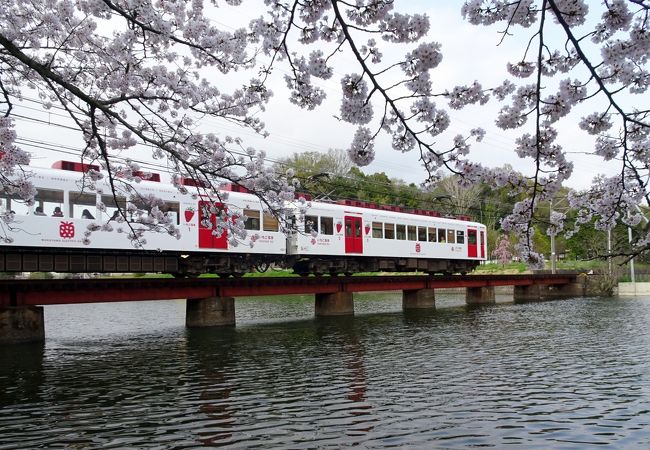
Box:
(0, 0, 647, 265)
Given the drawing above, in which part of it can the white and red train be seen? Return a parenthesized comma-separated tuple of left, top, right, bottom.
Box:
(0, 161, 487, 276)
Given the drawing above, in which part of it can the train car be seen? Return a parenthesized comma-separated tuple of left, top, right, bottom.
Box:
(286, 199, 487, 275)
(0, 161, 488, 276)
(0, 161, 286, 275)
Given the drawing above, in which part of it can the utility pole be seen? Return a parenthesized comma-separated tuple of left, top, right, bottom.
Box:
(628, 217, 635, 288)
(607, 229, 612, 276)
(550, 199, 557, 274)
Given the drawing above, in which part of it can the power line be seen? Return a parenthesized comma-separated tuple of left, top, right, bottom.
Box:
(6, 102, 585, 221)
(14, 132, 517, 219)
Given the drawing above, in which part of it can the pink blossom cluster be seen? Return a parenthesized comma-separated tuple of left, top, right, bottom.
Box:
(0, 0, 301, 247)
(248, 0, 465, 170)
(456, 0, 649, 264)
(492, 235, 513, 265)
(0, 0, 648, 261)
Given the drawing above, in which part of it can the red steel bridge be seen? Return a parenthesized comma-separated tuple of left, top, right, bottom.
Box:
(1, 273, 581, 306)
(1, 273, 586, 344)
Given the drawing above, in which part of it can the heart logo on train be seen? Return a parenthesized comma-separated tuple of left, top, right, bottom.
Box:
(184, 209, 195, 222)
(336, 222, 342, 233)
(364, 225, 370, 235)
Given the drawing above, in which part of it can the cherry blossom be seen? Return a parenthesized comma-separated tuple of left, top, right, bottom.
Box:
(0, 0, 648, 263)
(457, 0, 649, 264)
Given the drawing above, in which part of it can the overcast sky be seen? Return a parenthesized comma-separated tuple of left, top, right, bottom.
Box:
(13, 1, 618, 191)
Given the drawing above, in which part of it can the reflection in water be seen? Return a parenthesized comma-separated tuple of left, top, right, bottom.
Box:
(1, 296, 650, 448)
(0, 342, 45, 405)
(186, 328, 239, 446)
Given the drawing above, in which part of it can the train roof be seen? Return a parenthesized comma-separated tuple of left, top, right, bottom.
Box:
(296, 199, 484, 228)
(27, 161, 484, 226)
(26, 161, 262, 202)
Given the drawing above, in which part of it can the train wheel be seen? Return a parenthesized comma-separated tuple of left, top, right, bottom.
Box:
(255, 262, 270, 273)
(172, 272, 199, 278)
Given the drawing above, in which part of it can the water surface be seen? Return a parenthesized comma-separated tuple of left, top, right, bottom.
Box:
(2, 293, 650, 448)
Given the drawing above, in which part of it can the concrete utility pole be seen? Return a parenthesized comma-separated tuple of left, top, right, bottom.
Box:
(550, 199, 557, 274)
(627, 207, 649, 289)
(607, 229, 612, 276)
(628, 223, 635, 286)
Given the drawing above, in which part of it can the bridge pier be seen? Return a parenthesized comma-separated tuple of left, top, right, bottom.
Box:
(466, 287, 496, 305)
(513, 282, 585, 302)
(315, 292, 354, 316)
(403, 289, 435, 309)
(0, 306, 45, 345)
(186, 297, 235, 327)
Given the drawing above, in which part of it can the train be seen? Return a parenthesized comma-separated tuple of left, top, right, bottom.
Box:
(0, 161, 488, 276)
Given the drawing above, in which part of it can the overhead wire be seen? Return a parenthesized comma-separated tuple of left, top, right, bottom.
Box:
(12, 92, 608, 180)
(5, 100, 577, 220)
(14, 131, 517, 220)
(6, 90, 603, 218)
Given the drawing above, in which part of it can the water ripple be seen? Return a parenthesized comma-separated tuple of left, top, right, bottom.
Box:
(2, 297, 650, 448)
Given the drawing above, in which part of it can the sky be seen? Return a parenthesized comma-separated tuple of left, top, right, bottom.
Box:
(11, 0, 622, 191)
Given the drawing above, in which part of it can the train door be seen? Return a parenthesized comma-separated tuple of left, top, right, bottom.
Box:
(467, 228, 477, 258)
(198, 200, 228, 249)
(480, 230, 486, 259)
(344, 216, 363, 254)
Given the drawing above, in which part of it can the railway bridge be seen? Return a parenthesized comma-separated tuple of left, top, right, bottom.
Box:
(0, 273, 588, 344)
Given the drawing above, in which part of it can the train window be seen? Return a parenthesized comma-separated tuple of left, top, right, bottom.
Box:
(0, 192, 28, 216)
(304, 215, 318, 233)
(100, 194, 127, 222)
(320, 216, 333, 235)
(384, 223, 395, 239)
(70, 192, 97, 219)
(407, 225, 417, 241)
(34, 189, 64, 217)
(428, 227, 437, 242)
(372, 222, 383, 238)
(396, 224, 406, 240)
(437, 228, 446, 243)
(263, 212, 279, 232)
(447, 229, 456, 244)
(417, 226, 427, 242)
(163, 202, 180, 225)
(244, 209, 260, 230)
(456, 230, 465, 244)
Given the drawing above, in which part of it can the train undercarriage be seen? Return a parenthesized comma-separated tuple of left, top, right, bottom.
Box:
(289, 255, 479, 276)
(1, 248, 480, 277)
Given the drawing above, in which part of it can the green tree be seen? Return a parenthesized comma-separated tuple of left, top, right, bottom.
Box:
(274, 148, 352, 194)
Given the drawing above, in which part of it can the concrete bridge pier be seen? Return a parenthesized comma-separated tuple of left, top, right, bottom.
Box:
(186, 297, 235, 327)
(403, 289, 436, 310)
(315, 292, 354, 316)
(466, 287, 496, 305)
(513, 282, 585, 302)
(0, 306, 45, 345)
